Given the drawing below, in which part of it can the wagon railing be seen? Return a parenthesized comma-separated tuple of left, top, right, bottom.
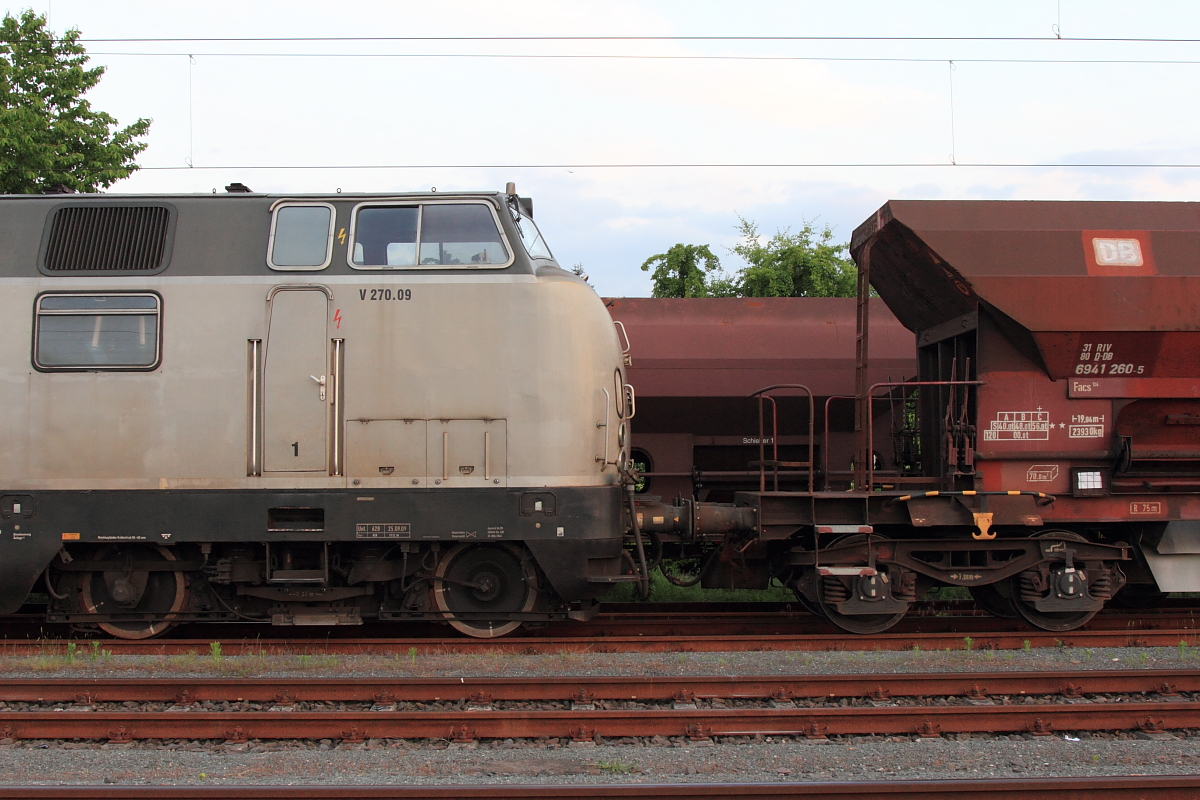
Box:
(750, 384, 815, 494)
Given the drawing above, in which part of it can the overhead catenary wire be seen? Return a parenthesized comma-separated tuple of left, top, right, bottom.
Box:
(82, 51, 1200, 65)
(71, 34, 1200, 43)
(133, 162, 1200, 171)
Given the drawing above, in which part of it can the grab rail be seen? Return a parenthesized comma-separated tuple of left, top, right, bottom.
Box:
(750, 384, 815, 494)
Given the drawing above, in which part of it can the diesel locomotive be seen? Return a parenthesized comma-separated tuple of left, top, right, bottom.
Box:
(0, 185, 635, 638)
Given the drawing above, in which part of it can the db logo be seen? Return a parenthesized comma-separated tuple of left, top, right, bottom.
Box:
(1093, 238, 1143, 267)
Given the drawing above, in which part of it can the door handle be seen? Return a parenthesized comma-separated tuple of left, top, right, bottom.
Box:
(310, 374, 327, 401)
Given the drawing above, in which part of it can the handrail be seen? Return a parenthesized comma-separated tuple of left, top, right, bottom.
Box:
(596, 387, 611, 471)
(330, 338, 344, 477)
(613, 320, 631, 354)
(823, 395, 854, 490)
(246, 339, 262, 477)
(750, 384, 815, 495)
(866, 380, 984, 491)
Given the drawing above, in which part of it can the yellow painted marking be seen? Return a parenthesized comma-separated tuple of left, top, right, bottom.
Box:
(337, 227, 347, 245)
(61, 532, 80, 540)
(962, 490, 976, 496)
(1008, 490, 1021, 496)
(971, 512, 996, 540)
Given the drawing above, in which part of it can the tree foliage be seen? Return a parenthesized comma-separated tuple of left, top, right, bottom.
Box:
(640, 243, 733, 298)
(730, 216, 858, 298)
(0, 11, 150, 194)
(639, 217, 858, 299)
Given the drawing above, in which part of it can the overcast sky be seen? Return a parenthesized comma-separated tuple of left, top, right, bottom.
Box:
(15, 1, 1200, 295)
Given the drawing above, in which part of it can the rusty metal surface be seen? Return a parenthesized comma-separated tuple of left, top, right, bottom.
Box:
(604, 297, 915, 398)
(3, 777, 1200, 799)
(0, 700, 1197, 742)
(5, 601, 1200, 649)
(3, 669, 1198, 704)
(850, 200, 1200, 335)
(5, 625, 1200, 656)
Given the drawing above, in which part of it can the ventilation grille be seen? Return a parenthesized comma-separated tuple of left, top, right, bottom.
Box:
(44, 206, 171, 271)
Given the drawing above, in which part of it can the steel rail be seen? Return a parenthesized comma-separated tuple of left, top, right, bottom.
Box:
(14, 600, 1200, 645)
(5, 627, 1200, 655)
(0, 700, 1197, 742)
(2, 669, 1198, 704)
(3, 776, 1200, 799)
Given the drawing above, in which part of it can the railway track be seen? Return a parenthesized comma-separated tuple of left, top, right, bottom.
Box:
(0, 670, 1197, 743)
(0, 777, 1199, 799)
(0, 601, 1198, 655)
(9, 597, 1200, 642)
(4, 626, 1199, 655)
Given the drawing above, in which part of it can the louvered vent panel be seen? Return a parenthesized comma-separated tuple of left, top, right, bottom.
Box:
(44, 206, 170, 271)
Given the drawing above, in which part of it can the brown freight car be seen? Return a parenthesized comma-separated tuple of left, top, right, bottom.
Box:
(604, 297, 916, 502)
(606, 201, 1200, 636)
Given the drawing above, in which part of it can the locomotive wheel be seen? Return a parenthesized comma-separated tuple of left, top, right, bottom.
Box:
(815, 534, 909, 635)
(432, 544, 539, 638)
(78, 545, 189, 640)
(1010, 531, 1100, 633)
(968, 584, 1019, 619)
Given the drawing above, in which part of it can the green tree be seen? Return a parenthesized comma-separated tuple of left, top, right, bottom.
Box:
(640, 243, 731, 298)
(730, 216, 858, 298)
(0, 11, 150, 193)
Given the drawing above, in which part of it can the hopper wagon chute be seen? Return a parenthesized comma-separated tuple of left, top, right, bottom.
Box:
(851, 200, 1200, 613)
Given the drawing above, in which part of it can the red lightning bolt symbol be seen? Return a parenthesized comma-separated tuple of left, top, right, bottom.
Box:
(334, 309, 342, 329)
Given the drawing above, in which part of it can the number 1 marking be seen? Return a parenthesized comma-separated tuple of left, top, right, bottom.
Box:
(292, 442, 299, 457)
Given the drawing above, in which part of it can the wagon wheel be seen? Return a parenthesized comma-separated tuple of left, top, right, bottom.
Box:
(815, 534, 909, 635)
(78, 544, 189, 640)
(432, 544, 540, 638)
(968, 583, 1019, 619)
(1010, 530, 1101, 632)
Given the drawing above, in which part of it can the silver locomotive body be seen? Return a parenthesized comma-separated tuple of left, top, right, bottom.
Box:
(0, 190, 630, 637)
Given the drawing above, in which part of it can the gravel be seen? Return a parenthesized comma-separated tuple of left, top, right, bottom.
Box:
(1, 643, 1199, 785)
(0, 733, 1197, 785)
(0, 642, 1195, 681)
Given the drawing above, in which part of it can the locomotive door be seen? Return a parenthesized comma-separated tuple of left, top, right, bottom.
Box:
(263, 288, 329, 472)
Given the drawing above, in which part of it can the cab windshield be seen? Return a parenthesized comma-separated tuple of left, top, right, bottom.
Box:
(514, 213, 554, 262)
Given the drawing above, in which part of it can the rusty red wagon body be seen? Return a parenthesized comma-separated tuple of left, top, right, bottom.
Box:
(604, 201, 1200, 634)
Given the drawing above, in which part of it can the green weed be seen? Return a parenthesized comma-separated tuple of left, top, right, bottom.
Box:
(209, 641, 223, 666)
(1023, 640, 1032, 654)
(596, 760, 636, 774)
(64, 641, 77, 665)
(962, 637, 974, 652)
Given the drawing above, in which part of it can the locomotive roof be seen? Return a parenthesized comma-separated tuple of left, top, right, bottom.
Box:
(605, 297, 915, 397)
(850, 200, 1200, 335)
(0, 190, 506, 198)
(0, 191, 551, 278)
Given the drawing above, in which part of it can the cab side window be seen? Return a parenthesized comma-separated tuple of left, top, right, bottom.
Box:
(349, 202, 510, 269)
(267, 203, 335, 270)
(34, 293, 162, 371)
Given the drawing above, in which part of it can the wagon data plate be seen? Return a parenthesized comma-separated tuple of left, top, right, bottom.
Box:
(355, 523, 411, 539)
